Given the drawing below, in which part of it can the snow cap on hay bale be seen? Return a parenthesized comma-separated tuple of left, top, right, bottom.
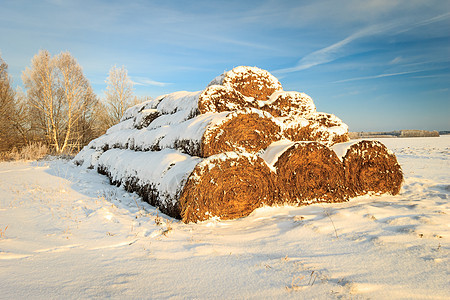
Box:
(114, 91, 201, 133)
(120, 97, 161, 122)
(281, 118, 348, 147)
(273, 142, 348, 205)
(209, 66, 283, 101)
(282, 118, 319, 142)
(307, 112, 350, 145)
(281, 112, 349, 146)
(201, 108, 282, 157)
(307, 112, 347, 129)
(149, 90, 203, 124)
(179, 152, 277, 223)
(198, 85, 251, 114)
(343, 140, 403, 197)
(133, 109, 160, 129)
(260, 91, 316, 118)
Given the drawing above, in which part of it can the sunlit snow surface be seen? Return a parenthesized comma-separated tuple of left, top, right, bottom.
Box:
(0, 136, 449, 299)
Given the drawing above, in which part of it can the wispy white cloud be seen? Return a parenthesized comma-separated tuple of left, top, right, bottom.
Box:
(333, 70, 428, 83)
(412, 74, 450, 79)
(395, 12, 450, 34)
(389, 56, 403, 65)
(131, 77, 172, 87)
(275, 12, 450, 74)
(274, 23, 393, 74)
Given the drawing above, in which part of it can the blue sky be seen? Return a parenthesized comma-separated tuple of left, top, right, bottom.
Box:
(1, 0, 449, 131)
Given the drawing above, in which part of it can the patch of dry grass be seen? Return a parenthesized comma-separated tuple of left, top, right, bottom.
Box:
(0, 142, 49, 161)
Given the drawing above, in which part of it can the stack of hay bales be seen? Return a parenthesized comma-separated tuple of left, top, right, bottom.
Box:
(74, 66, 402, 223)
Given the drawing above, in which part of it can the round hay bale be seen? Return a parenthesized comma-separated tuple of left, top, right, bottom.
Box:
(278, 113, 348, 147)
(179, 152, 277, 223)
(201, 108, 282, 157)
(308, 112, 345, 128)
(261, 91, 316, 118)
(210, 66, 283, 101)
(274, 142, 348, 205)
(282, 118, 320, 142)
(198, 85, 251, 114)
(306, 112, 350, 146)
(133, 109, 160, 129)
(343, 140, 403, 196)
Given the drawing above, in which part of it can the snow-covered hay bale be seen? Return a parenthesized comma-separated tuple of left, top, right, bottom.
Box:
(209, 66, 283, 101)
(307, 112, 350, 145)
(198, 85, 250, 113)
(72, 147, 103, 169)
(282, 118, 319, 142)
(201, 108, 282, 157)
(281, 112, 349, 147)
(260, 91, 316, 118)
(97, 148, 202, 219)
(86, 108, 281, 158)
(153, 91, 203, 122)
(274, 142, 347, 205)
(343, 140, 403, 196)
(94, 149, 277, 223)
(179, 152, 277, 223)
(133, 109, 160, 129)
(120, 98, 161, 122)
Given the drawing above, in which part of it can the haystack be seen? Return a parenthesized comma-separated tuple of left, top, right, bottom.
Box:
(86, 108, 281, 158)
(201, 108, 281, 157)
(260, 91, 316, 118)
(94, 148, 276, 222)
(120, 97, 161, 122)
(198, 85, 251, 113)
(281, 112, 349, 147)
(156, 108, 281, 157)
(343, 140, 403, 196)
(209, 66, 283, 101)
(282, 118, 320, 143)
(272, 142, 348, 205)
(96, 148, 201, 219)
(179, 152, 277, 223)
(73, 65, 404, 223)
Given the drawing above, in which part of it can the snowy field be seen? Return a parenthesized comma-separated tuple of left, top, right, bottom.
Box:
(1, 136, 449, 299)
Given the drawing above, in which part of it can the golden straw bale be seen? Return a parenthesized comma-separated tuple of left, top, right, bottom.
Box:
(198, 85, 251, 114)
(274, 142, 348, 205)
(343, 140, 403, 196)
(179, 152, 277, 223)
(201, 108, 282, 157)
(210, 66, 283, 101)
(260, 91, 316, 118)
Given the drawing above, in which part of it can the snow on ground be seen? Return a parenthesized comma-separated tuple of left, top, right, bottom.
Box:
(0, 136, 449, 299)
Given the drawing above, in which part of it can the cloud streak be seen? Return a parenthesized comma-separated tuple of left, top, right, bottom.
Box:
(131, 77, 172, 87)
(274, 23, 392, 74)
(332, 69, 432, 83)
(275, 12, 450, 74)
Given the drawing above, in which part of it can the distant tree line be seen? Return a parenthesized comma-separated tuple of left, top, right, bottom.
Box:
(0, 50, 147, 158)
(349, 130, 440, 139)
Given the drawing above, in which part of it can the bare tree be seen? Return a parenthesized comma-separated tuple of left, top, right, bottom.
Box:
(22, 50, 98, 153)
(0, 54, 26, 152)
(55, 51, 97, 152)
(104, 65, 137, 127)
(22, 50, 57, 148)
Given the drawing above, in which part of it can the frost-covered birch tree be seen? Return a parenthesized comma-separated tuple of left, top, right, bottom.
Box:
(104, 65, 136, 127)
(22, 50, 97, 153)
